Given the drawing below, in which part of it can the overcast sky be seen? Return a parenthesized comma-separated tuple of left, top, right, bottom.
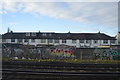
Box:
(0, 0, 119, 36)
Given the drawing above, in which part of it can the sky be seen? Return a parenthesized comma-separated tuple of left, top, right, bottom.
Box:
(0, 0, 119, 36)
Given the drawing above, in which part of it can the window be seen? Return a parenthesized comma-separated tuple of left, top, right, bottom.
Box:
(103, 40, 108, 44)
(41, 39, 46, 43)
(119, 41, 120, 44)
(54, 39, 59, 43)
(42, 33, 47, 36)
(62, 40, 66, 43)
(11, 39, 15, 42)
(72, 40, 76, 44)
(24, 39, 29, 42)
(94, 40, 98, 44)
(110, 40, 115, 44)
(48, 39, 53, 43)
(26, 33, 30, 36)
(17, 39, 22, 43)
(80, 40, 84, 43)
(31, 39, 35, 43)
(49, 34, 52, 36)
(86, 40, 90, 43)
(2, 39, 6, 42)
(31, 33, 36, 36)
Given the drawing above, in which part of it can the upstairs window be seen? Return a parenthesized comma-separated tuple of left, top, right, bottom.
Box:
(119, 41, 120, 44)
(49, 33, 52, 36)
(54, 39, 59, 43)
(48, 39, 53, 43)
(31, 33, 36, 36)
(41, 39, 46, 43)
(26, 33, 30, 36)
(2, 39, 6, 42)
(42, 33, 47, 36)
(62, 40, 66, 43)
(103, 40, 108, 44)
(31, 39, 35, 43)
(94, 40, 98, 44)
(72, 40, 76, 44)
(11, 39, 15, 42)
(86, 40, 90, 43)
(24, 39, 29, 42)
(110, 40, 115, 44)
(80, 40, 84, 43)
(17, 39, 22, 43)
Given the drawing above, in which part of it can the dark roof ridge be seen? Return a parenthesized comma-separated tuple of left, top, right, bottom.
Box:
(4, 32, 104, 34)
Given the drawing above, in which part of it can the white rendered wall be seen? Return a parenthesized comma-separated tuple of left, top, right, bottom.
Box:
(5, 39, 117, 48)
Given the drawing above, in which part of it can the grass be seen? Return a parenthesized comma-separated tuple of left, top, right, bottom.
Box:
(2, 58, 120, 64)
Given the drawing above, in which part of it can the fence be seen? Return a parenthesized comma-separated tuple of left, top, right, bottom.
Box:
(2, 43, 120, 60)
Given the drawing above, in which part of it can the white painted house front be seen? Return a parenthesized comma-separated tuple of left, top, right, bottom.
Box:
(2, 31, 117, 48)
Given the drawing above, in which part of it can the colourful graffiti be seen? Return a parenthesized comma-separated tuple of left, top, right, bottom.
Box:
(50, 48, 75, 57)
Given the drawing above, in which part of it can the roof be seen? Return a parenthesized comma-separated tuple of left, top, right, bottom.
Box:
(2, 32, 116, 40)
(0, 34, 1, 39)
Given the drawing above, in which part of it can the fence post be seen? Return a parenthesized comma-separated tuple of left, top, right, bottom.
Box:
(81, 51, 82, 60)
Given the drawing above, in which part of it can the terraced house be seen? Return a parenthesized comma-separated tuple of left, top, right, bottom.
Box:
(116, 32, 120, 45)
(2, 31, 117, 48)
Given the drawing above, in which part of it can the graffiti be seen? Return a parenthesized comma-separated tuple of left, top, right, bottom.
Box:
(95, 49, 119, 56)
(50, 48, 75, 57)
(94, 48, 120, 60)
(2, 43, 76, 59)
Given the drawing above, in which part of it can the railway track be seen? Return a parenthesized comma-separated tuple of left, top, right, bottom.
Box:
(2, 60, 120, 79)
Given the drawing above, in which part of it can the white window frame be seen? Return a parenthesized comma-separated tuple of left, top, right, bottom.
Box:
(17, 39, 22, 43)
(94, 40, 98, 44)
(103, 40, 108, 44)
(26, 33, 30, 36)
(24, 39, 29, 42)
(2, 39, 6, 43)
(62, 39, 66, 43)
(86, 40, 90, 44)
(80, 40, 84, 43)
(42, 33, 47, 36)
(48, 39, 53, 43)
(31, 33, 36, 36)
(110, 40, 115, 44)
(31, 39, 35, 43)
(11, 39, 15, 42)
(54, 39, 59, 43)
(72, 39, 76, 44)
(41, 39, 46, 43)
